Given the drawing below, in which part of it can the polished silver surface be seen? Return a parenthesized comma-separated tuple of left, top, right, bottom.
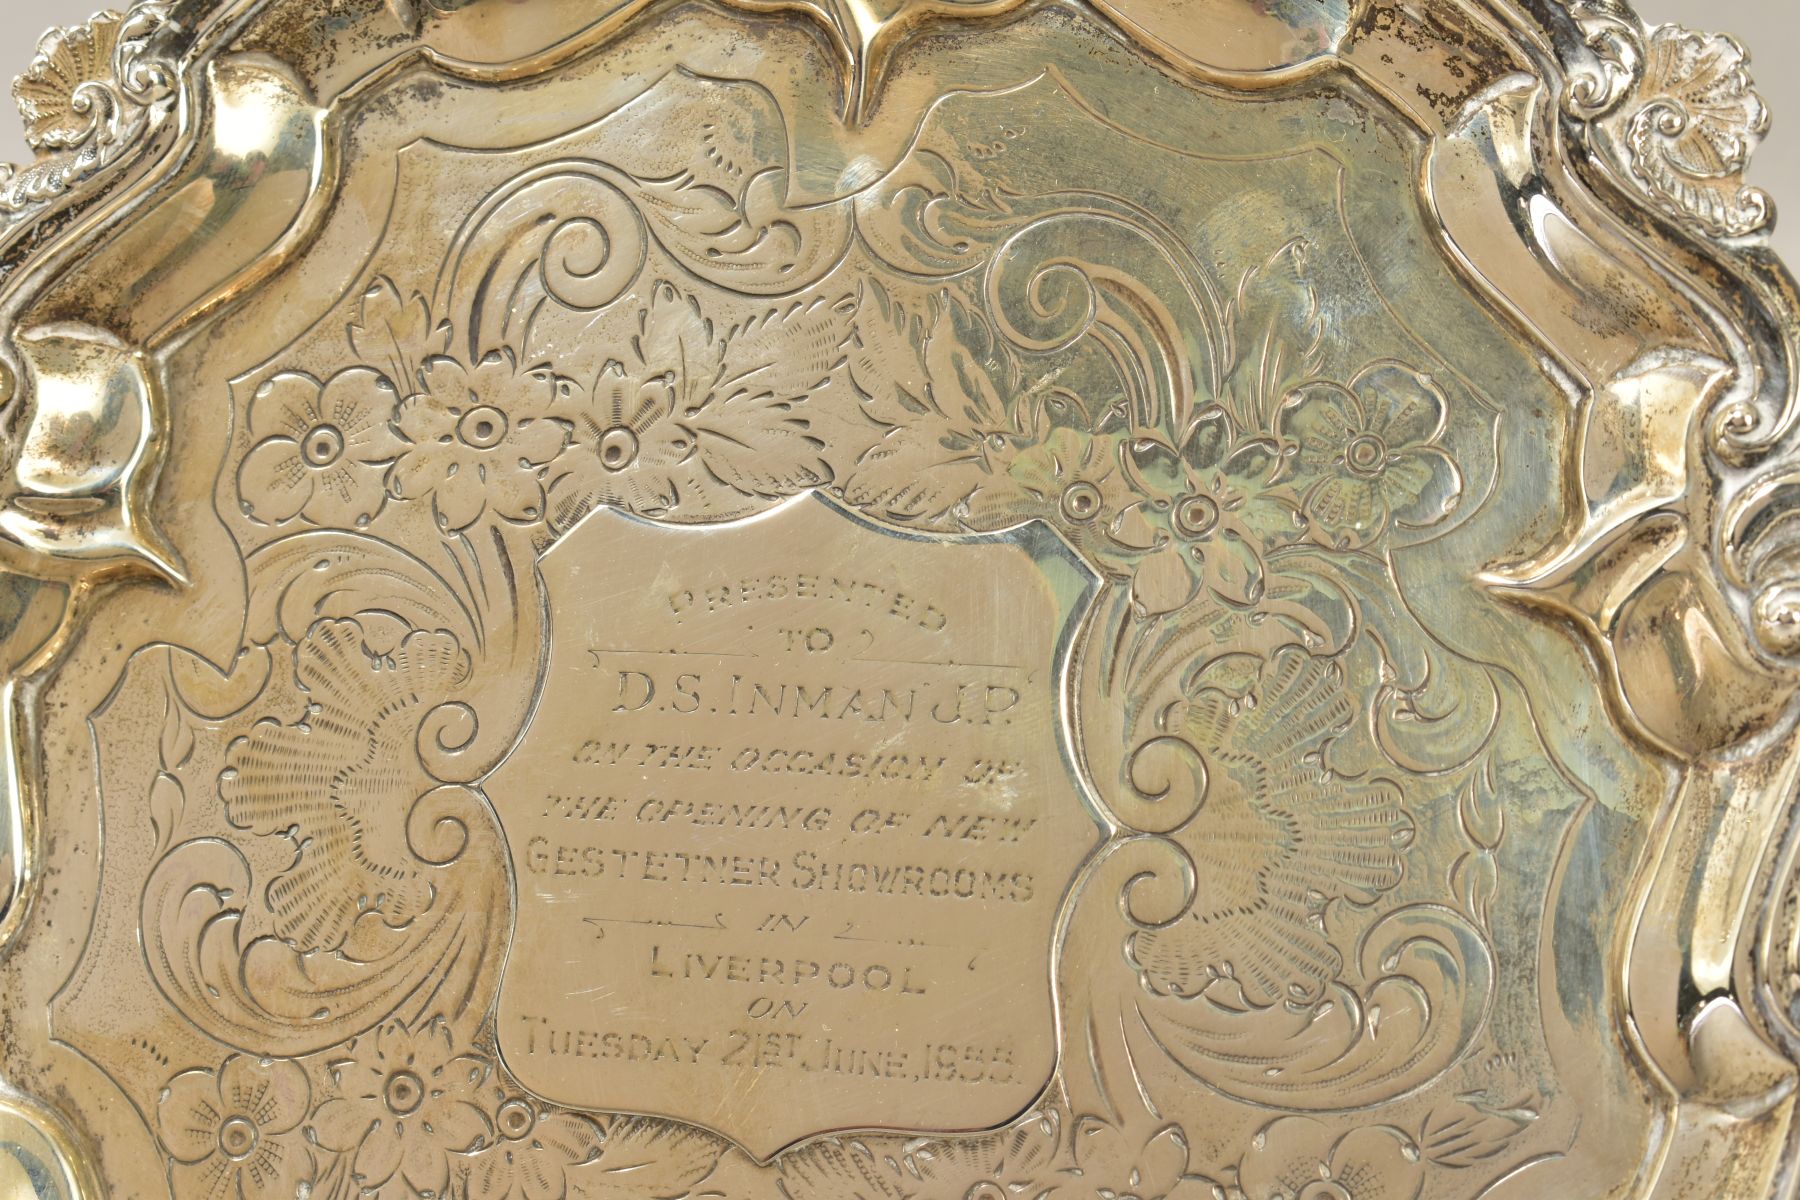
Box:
(0, 2, 1793, 1197)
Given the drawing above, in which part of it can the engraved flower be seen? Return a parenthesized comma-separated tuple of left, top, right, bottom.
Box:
(219, 618, 468, 953)
(1131, 646, 1413, 1007)
(156, 1055, 313, 1200)
(1280, 361, 1460, 549)
(310, 1017, 491, 1200)
(546, 352, 698, 524)
(390, 346, 568, 530)
(462, 1097, 602, 1200)
(1113, 413, 1297, 617)
(1234, 1117, 1424, 1200)
(237, 368, 403, 527)
(545, 281, 834, 528)
(1004, 424, 1133, 541)
(1071, 1117, 1215, 1200)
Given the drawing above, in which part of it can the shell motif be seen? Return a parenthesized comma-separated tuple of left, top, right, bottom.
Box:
(12, 11, 128, 153)
(1627, 25, 1772, 238)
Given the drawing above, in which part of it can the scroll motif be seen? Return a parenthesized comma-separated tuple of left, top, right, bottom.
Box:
(53, 63, 1606, 1200)
(1, 2, 178, 227)
(1624, 26, 1770, 238)
(1565, 5, 1771, 240)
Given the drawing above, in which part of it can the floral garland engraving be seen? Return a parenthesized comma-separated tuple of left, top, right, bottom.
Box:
(54, 65, 1593, 1199)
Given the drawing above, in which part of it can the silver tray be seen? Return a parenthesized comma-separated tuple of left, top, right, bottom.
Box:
(0, 1, 1797, 1197)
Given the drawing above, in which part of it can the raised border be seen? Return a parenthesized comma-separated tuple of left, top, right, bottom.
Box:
(0, 1, 1796, 1196)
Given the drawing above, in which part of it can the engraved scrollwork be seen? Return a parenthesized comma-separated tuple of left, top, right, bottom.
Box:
(1127, 646, 1416, 1008)
(110, 66, 1533, 1187)
(775, 1090, 1536, 1199)
(563, 74, 851, 291)
(829, 122, 1515, 1131)
(92, 82, 859, 1187)
(24, 24, 1757, 1198)
(219, 619, 473, 949)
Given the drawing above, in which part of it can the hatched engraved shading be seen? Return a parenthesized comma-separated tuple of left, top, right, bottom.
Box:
(0, 0, 1793, 1198)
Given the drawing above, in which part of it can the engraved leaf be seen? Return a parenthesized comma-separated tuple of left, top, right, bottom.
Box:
(847, 279, 933, 428)
(681, 293, 853, 497)
(1457, 759, 1506, 853)
(637, 282, 726, 414)
(1450, 848, 1499, 931)
(924, 290, 1016, 432)
(348, 275, 447, 388)
(586, 74, 837, 283)
(688, 404, 830, 497)
(148, 771, 185, 859)
(776, 1138, 912, 1200)
(687, 392, 830, 498)
(903, 1111, 1062, 1197)
(842, 427, 995, 523)
(160, 675, 195, 771)
(634, 170, 821, 282)
(1181, 650, 1264, 700)
(841, 284, 1023, 521)
(1221, 239, 1324, 437)
(579, 1116, 725, 1199)
(1420, 1101, 1535, 1169)
(719, 293, 855, 408)
(585, 73, 771, 194)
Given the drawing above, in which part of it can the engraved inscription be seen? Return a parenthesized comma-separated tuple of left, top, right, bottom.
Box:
(492, 494, 1102, 1156)
(38, 7, 1746, 1194)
